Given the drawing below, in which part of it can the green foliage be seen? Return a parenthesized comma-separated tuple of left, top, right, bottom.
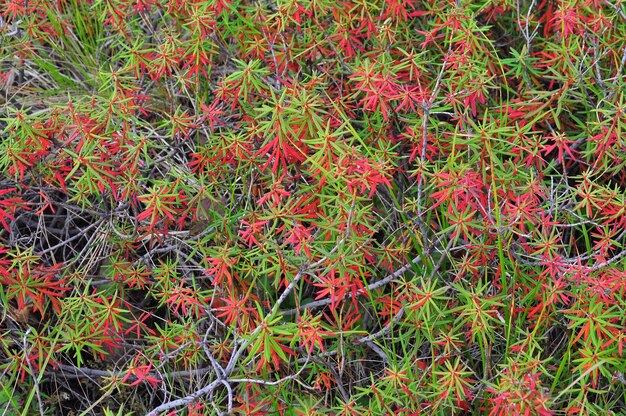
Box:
(1, 0, 626, 414)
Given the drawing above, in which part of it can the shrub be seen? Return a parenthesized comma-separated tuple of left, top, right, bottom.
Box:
(1, 0, 625, 415)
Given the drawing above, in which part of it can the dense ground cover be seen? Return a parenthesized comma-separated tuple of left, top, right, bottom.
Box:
(1, 0, 626, 414)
